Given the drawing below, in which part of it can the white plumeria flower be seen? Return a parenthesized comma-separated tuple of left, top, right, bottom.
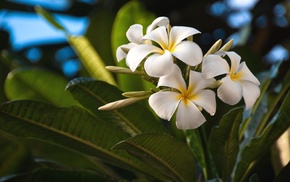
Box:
(116, 17, 169, 62)
(149, 65, 216, 130)
(202, 51, 260, 110)
(126, 25, 203, 77)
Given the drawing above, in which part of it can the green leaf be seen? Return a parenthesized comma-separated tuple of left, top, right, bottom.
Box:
(209, 107, 243, 181)
(4, 68, 76, 107)
(2, 168, 115, 182)
(111, 1, 155, 91)
(113, 133, 196, 182)
(186, 127, 214, 180)
(0, 100, 166, 180)
(0, 133, 30, 177)
(35, 6, 66, 31)
(67, 36, 117, 86)
(234, 90, 290, 182)
(66, 77, 167, 135)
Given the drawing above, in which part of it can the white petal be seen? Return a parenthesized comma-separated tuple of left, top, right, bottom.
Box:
(225, 51, 241, 75)
(176, 101, 206, 130)
(202, 54, 229, 79)
(126, 24, 144, 44)
(241, 81, 261, 110)
(157, 64, 186, 91)
(126, 44, 161, 71)
(169, 26, 200, 46)
(149, 92, 180, 121)
(192, 90, 216, 116)
(188, 71, 216, 92)
(144, 51, 174, 77)
(143, 26, 169, 49)
(146, 16, 170, 33)
(237, 62, 260, 85)
(218, 76, 243, 105)
(116, 43, 136, 62)
(172, 41, 203, 66)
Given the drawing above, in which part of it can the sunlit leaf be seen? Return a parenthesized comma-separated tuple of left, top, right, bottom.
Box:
(0, 100, 167, 180)
(35, 6, 66, 31)
(111, 1, 155, 91)
(66, 77, 167, 136)
(113, 133, 196, 182)
(234, 90, 290, 182)
(209, 107, 243, 182)
(4, 68, 76, 107)
(68, 36, 117, 86)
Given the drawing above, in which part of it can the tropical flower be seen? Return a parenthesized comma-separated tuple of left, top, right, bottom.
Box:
(149, 65, 216, 130)
(202, 51, 260, 110)
(116, 17, 169, 62)
(126, 25, 203, 77)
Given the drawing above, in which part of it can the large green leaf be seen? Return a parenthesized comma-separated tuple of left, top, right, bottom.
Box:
(234, 90, 290, 182)
(66, 77, 167, 135)
(4, 68, 76, 107)
(2, 168, 114, 182)
(0, 100, 167, 180)
(111, 1, 155, 91)
(67, 36, 117, 86)
(113, 133, 196, 182)
(209, 107, 243, 181)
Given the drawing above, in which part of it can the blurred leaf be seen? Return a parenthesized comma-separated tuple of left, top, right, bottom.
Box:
(68, 36, 117, 86)
(209, 107, 243, 182)
(0, 100, 166, 180)
(35, 6, 66, 31)
(85, 9, 115, 67)
(66, 77, 167, 136)
(234, 90, 290, 182)
(111, 1, 155, 91)
(4, 68, 76, 107)
(113, 133, 196, 182)
(273, 161, 290, 182)
(2, 168, 114, 182)
(0, 133, 30, 177)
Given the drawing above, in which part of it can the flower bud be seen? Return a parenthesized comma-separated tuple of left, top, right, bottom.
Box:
(98, 96, 148, 111)
(106, 66, 144, 75)
(204, 39, 222, 57)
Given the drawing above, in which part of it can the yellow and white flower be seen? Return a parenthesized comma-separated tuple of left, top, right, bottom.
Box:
(202, 51, 260, 110)
(149, 65, 216, 130)
(126, 25, 203, 77)
(116, 17, 169, 62)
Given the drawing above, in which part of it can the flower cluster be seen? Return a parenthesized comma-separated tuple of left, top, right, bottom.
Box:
(100, 17, 261, 130)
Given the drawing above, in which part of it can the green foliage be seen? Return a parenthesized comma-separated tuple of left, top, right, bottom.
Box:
(113, 133, 196, 182)
(4, 68, 77, 107)
(66, 78, 167, 135)
(209, 107, 243, 181)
